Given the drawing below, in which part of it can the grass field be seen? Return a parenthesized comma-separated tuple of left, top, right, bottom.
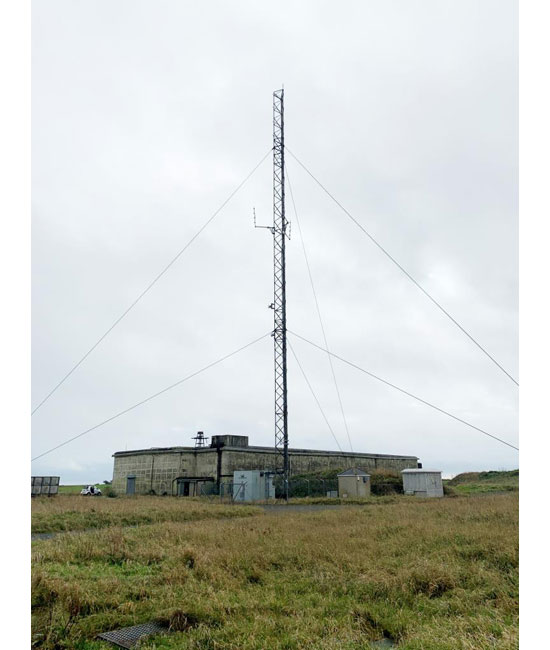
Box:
(446, 470, 519, 495)
(31, 492, 518, 649)
(32, 495, 261, 534)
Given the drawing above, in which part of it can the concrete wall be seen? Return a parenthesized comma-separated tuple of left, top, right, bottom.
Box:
(212, 435, 248, 448)
(112, 449, 218, 495)
(287, 450, 415, 475)
(112, 445, 418, 495)
(221, 447, 416, 480)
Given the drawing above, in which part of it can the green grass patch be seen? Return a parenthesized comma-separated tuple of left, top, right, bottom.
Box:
(447, 470, 518, 495)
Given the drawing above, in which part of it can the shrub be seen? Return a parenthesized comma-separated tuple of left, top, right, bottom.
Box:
(370, 470, 403, 496)
(443, 483, 458, 497)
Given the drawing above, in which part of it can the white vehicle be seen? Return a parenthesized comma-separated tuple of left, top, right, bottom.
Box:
(80, 485, 102, 496)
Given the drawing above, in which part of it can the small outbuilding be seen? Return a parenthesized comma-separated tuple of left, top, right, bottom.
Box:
(401, 469, 443, 497)
(337, 468, 371, 498)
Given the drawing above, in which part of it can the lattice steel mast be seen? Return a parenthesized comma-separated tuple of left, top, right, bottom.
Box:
(272, 89, 289, 501)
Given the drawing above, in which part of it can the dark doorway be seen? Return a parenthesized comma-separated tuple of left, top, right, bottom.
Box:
(177, 479, 191, 496)
(126, 476, 136, 495)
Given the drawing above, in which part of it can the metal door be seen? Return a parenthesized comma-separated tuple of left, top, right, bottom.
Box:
(126, 476, 135, 495)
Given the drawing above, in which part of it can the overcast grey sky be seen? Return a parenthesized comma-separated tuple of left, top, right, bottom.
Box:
(31, 0, 518, 483)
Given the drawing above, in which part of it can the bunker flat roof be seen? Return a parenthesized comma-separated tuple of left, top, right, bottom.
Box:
(113, 445, 417, 460)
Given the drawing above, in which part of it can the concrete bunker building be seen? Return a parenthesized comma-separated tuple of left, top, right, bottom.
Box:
(112, 434, 419, 496)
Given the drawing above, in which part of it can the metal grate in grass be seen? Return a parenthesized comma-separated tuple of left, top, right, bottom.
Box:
(97, 622, 169, 648)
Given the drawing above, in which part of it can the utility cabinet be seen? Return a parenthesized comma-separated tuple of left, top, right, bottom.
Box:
(232, 470, 275, 501)
(402, 469, 443, 497)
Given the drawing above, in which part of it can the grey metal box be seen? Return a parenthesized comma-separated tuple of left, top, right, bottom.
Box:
(232, 470, 275, 502)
